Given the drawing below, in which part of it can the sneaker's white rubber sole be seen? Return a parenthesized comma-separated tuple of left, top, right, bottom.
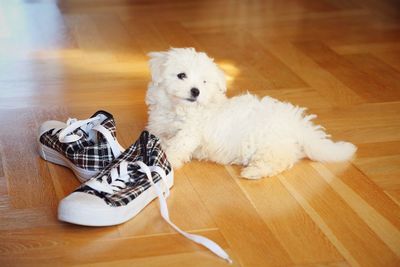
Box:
(38, 143, 98, 182)
(58, 170, 174, 226)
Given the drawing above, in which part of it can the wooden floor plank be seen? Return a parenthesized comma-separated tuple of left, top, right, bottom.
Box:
(0, 109, 58, 209)
(226, 165, 344, 265)
(198, 32, 308, 90)
(0, 207, 58, 231)
(0, 228, 228, 266)
(332, 42, 400, 55)
(182, 162, 293, 266)
(309, 102, 400, 144)
(374, 51, 400, 72)
(355, 141, 400, 158)
(324, 163, 400, 229)
(353, 155, 400, 191)
(91, 13, 144, 62)
(75, 250, 240, 267)
(265, 42, 364, 106)
(343, 53, 400, 101)
(386, 190, 400, 207)
(279, 162, 400, 267)
(312, 163, 400, 257)
(123, 20, 168, 53)
(294, 41, 400, 102)
(65, 14, 115, 64)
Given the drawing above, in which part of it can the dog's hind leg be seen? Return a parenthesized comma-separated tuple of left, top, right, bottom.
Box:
(240, 141, 301, 179)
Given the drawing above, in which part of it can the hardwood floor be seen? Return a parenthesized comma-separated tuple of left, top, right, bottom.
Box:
(0, 0, 399, 266)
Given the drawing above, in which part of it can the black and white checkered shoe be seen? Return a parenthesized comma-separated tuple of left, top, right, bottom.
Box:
(58, 131, 232, 263)
(38, 110, 124, 182)
(58, 131, 173, 225)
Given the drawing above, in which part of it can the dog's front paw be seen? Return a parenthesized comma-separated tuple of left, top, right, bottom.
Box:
(241, 166, 264, 179)
(241, 164, 283, 179)
(241, 165, 279, 180)
(165, 150, 184, 169)
(169, 157, 184, 169)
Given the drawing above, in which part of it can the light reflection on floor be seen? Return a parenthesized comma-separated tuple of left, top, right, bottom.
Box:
(0, 0, 242, 109)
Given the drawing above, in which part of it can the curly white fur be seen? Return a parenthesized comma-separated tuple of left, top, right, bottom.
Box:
(146, 48, 357, 179)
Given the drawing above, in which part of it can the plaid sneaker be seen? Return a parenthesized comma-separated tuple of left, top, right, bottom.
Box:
(38, 110, 124, 182)
(58, 131, 232, 263)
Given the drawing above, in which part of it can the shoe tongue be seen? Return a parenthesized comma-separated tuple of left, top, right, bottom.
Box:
(128, 131, 166, 167)
(90, 110, 117, 140)
(90, 110, 114, 121)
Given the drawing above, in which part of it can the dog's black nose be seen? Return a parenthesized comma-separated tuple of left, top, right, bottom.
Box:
(191, 88, 200, 97)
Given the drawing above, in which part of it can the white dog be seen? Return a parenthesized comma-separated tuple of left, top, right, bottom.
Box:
(145, 48, 356, 179)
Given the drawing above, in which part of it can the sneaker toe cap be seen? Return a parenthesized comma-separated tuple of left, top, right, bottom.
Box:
(59, 191, 107, 211)
(58, 192, 110, 226)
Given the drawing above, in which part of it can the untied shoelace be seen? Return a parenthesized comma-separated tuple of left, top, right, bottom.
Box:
(86, 160, 233, 264)
(52, 116, 124, 158)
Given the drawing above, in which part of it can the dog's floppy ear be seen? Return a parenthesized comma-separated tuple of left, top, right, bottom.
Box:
(216, 66, 227, 93)
(148, 51, 168, 84)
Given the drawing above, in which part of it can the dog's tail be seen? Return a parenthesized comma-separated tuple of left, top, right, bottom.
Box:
(301, 118, 357, 162)
(304, 138, 356, 162)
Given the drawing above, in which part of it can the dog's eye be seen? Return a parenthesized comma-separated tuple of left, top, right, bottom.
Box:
(203, 80, 207, 84)
(177, 73, 187, 80)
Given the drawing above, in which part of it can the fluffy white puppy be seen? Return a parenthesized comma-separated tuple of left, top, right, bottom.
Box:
(145, 48, 356, 179)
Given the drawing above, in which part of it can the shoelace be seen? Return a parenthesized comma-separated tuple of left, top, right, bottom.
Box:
(86, 161, 233, 264)
(52, 116, 124, 158)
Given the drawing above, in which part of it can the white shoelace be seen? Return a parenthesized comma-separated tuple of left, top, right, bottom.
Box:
(87, 161, 233, 264)
(53, 116, 124, 158)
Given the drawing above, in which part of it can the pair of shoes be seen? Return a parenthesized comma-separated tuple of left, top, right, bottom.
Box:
(38, 111, 232, 263)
